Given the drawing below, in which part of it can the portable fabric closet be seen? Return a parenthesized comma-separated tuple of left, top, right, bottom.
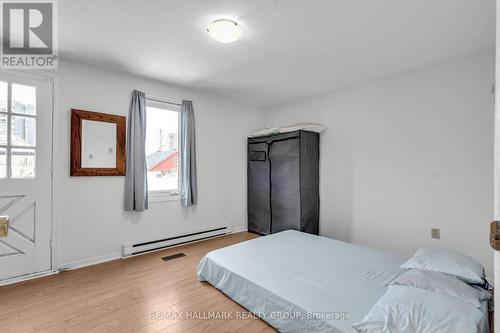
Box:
(247, 130, 320, 235)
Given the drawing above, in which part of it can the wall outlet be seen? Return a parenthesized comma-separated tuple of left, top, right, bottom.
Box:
(431, 228, 440, 239)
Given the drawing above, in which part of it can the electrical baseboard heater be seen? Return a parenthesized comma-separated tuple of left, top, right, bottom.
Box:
(123, 226, 233, 257)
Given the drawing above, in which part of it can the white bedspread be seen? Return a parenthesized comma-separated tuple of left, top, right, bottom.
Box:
(198, 231, 490, 332)
(197, 230, 407, 332)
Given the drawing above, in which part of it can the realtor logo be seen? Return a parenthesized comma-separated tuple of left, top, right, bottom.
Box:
(0, 0, 58, 68)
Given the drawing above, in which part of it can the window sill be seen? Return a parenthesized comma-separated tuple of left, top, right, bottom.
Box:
(148, 193, 182, 203)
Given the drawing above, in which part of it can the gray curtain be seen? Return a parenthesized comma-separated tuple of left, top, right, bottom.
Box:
(124, 90, 148, 211)
(180, 100, 197, 206)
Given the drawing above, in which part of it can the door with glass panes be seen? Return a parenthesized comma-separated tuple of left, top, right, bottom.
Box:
(0, 72, 52, 281)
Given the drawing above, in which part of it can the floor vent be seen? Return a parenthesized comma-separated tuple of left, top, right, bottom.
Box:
(123, 226, 232, 257)
(161, 253, 186, 261)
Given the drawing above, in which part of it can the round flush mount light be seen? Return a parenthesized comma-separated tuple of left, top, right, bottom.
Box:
(207, 19, 242, 44)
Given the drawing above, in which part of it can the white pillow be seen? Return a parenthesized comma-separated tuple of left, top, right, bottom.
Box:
(400, 248, 484, 284)
(391, 269, 490, 308)
(352, 285, 484, 333)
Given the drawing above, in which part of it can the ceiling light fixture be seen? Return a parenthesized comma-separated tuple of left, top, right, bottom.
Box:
(207, 19, 242, 44)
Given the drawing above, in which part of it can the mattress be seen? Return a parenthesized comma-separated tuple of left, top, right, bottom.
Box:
(479, 300, 490, 333)
(197, 230, 490, 333)
(197, 230, 406, 332)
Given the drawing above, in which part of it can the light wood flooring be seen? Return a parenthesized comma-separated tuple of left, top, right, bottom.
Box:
(0, 232, 277, 333)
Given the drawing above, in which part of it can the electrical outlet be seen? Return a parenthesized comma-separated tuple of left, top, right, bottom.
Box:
(431, 228, 440, 239)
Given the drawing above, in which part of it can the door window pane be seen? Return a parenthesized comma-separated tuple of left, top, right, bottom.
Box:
(12, 84, 36, 115)
(1, 81, 38, 179)
(0, 148, 5, 178)
(11, 116, 36, 146)
(0, 114, 6, 145)
(11, 148, 35, 178)
(0, 82, 7, 113)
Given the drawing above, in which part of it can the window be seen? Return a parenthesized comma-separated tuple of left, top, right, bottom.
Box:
(0, 82, 37, 179)
(145, 98, 181, 200)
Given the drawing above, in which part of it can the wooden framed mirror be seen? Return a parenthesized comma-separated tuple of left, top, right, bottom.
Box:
(70, 109, 126, 176)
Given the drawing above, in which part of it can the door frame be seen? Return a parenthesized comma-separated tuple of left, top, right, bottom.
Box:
(495, 1, 500, 330)
(0, 69, 60, 286)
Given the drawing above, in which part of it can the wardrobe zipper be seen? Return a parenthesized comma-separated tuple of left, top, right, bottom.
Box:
(267, 141, 273, 234)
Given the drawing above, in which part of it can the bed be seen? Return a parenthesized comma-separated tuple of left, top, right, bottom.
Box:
(197, 230, 490, 333)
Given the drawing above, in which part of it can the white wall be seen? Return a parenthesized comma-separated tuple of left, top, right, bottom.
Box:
(264, 50, 495, 276)
(55, 60, 264, 266)
(55, 50, 494, 277)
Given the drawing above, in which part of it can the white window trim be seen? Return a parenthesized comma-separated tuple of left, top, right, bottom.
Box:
(149, 190, 182, 203)
(145, 97, 182, 202)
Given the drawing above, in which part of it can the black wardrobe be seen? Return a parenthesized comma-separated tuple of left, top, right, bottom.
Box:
(247, 130, 320, 235)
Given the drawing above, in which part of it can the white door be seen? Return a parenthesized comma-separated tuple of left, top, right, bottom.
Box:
(0, 72, 53, 281)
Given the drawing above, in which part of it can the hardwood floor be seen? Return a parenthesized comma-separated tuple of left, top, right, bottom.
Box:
(0, 232, 277, 333)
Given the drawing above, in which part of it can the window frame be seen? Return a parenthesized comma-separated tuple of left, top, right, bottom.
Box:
(145, 97, 182, 202)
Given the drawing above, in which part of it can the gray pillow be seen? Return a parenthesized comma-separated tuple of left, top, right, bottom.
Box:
(352, 285, 484, 333)
(391, 269, 490, 308)
(400, 248, 484, 284)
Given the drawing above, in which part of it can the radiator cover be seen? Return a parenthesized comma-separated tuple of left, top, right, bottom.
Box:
(123, 226, 232, 257)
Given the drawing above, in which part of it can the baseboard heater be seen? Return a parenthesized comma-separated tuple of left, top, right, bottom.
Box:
(122, 226, 233, 257)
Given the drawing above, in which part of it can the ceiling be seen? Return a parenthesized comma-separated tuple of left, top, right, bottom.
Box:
(60, 0, 495, 109)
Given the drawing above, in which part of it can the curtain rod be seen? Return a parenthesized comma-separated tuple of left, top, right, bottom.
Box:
(145, 94, 182, 107)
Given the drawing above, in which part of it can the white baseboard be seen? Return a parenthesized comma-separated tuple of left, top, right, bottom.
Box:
(53, 227, 247, 273)
(2, 227, 247, 286)
(232, 227, 249, 233)
(0, 270, 58, 286)
(58, 252, 122, 271)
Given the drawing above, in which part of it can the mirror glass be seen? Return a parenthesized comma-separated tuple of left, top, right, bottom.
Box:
(81, 119, 117, 168)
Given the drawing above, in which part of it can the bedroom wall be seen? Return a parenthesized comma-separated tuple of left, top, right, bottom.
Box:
(55, 60, 264, 267)
(263, 50, 495, 277)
